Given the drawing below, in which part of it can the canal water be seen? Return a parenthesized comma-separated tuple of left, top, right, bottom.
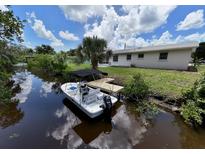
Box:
(0, 69, 205, 149)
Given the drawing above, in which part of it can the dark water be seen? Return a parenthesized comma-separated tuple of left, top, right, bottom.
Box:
(1, 69, 205, 149)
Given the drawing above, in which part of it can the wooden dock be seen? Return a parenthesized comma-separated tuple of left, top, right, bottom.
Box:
(86, 78, 124, 93)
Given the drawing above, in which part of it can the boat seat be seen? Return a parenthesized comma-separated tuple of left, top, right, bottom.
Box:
(83, 88, 101, 105)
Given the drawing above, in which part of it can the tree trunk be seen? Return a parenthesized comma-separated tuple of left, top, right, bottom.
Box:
(91, 57, 98, 70)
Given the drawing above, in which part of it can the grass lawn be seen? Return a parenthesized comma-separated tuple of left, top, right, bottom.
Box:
(65, 63, 205, 98)
(99, 65, 205, 98)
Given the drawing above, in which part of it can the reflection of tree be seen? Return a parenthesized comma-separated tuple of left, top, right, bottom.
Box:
(0, 103, 24, 128)
(52, 83, 63, 94)
(176, 115, 205, 148)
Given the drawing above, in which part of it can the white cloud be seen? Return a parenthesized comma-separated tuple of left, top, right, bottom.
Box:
(0, 5, 9, 12)
(121, 31, 204, 49)
(59, 30, 79, 41)
(149, 31, 176, 45)
(117, 6, 176, 36)
(59, 5, 107, 23)
(176, 9, 205, 31)
(156, 31, 205, 44)
(84, 7, 119, 42)
(84, 5, 176, 49)
(27, 12, 64, 47)
(183, 33, 205, 42)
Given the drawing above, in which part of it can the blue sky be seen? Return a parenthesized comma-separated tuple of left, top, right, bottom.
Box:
(4, 5, 205, 51)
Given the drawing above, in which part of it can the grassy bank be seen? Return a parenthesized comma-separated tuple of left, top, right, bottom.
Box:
(99, 65, 205, 98)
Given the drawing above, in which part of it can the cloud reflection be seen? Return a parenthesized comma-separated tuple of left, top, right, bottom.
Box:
(40, 82, 55, 97)
(48, 103, 148, 148)
(12, 71, 33, 103)
(89, 105, 147, 148)
(47, 106, 83, 148)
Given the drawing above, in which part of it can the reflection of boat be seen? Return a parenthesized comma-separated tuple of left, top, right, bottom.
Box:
(63, 98, 120, 144)
(61, 82, 118, 118)
(73, 120, 112, 144)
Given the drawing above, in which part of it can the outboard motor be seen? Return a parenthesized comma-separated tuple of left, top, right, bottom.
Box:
(101, 95, 113, 121)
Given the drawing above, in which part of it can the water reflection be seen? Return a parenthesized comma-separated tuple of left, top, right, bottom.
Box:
(1, 69, 205, 148)
(0, 103, 24, 129)
(47, 101, 83, 148)
(12, 70, 32, 103)
(47, 98, 148, 148)
(40, 82, 55, 97)
(89, 105, 147, 148)
(177, 115, 205, 148)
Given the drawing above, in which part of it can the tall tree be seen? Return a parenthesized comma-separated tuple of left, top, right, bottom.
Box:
(67, 48, 77, 56)
(0, 6, 25, 42)
(0, 6, 25, 70)
(195, 42, 205, 60)
(35, 44, 55, 54)
(0, 6, 25, 104)
(76, 36, 107, 69)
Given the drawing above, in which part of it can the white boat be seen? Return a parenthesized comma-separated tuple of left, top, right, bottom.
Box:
(61, 82, 118, 118)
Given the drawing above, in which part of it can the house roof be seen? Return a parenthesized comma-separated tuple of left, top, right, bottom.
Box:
(112, 42, 199, 55)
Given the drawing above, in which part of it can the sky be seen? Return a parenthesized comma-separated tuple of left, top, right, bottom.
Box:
(1, 5, 205, 51)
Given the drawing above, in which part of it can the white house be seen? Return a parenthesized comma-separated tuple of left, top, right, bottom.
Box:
(109, 42, 199, 70)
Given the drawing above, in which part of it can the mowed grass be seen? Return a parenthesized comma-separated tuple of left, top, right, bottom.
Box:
(99, 65, 205, 98)
(65, 63, 205, 98)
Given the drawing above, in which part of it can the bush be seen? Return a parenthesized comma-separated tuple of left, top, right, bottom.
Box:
(28, 54, 67, 74)
(181, 74, 205, 126)
(27, 54, 52, 70)
(123, 73, 149, 101)
(51, 54, 67, 73)
(181, 100, 204, 125)
(0, 83, 12, 104)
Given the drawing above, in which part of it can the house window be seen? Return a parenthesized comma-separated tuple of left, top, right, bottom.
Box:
(138, 53, 144, 59)
(127, 54, 131, 60)
(159, 52, 168, 60)
(113, 55, 118, 62)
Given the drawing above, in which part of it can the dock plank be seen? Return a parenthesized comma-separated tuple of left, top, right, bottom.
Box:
(86, 78, 124, 93)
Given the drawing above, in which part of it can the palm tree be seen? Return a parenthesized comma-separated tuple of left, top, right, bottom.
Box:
(76, 36, 107, 69)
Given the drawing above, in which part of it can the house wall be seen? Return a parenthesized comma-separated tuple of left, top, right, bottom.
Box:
(110, 54, 132, 67)
(109, 48, 194, 70)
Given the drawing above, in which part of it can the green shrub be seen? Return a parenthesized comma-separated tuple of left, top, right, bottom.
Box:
(181, 74, 205, 126)
(28, 54, 67, 74)
(123, 73, 149, 101)
(51, 54, 67, 73)
(0, 83, 12, 104)
(136, 101, 159, 120)
(181, 100, 204, 125)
